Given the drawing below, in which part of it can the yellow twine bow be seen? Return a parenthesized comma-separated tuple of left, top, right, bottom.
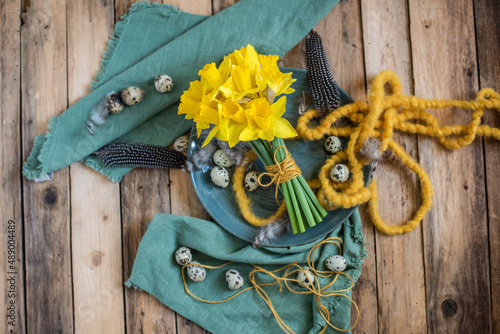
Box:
(181, 237, 359, 334)
(257, 145, 302, 204)
(233, 151, 288, 227)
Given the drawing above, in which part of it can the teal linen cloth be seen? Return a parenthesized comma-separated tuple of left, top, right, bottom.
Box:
(126, 211, 367, 334)
(23, 0, 340, 182)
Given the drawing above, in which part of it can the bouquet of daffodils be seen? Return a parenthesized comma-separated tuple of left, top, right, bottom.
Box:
(178, 45, 326, 234)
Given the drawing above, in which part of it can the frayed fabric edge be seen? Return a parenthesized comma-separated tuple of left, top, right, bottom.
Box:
(124, 279, 143, 291)
(22, 116, 57, 180)
(82, 155, 130, 183)
(90, 1, 182, 91)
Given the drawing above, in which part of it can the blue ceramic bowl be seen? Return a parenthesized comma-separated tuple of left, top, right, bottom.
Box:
(189, 68, 370, 247)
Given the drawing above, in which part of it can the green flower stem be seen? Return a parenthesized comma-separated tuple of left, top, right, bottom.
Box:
(290, 177, 315, 227)
(249, 140, 300, 234)
(249, 137, 327, 234)
(300, 184, 320, 225)
(280, 181, 300, 234)
(274, 137, 326, 229)
(297, 175, 328, 217)
(249, 141, 271, 165)
(285, 180, 306, 233)
(272, 138, 309, 232)
(275, 137, 327, 218)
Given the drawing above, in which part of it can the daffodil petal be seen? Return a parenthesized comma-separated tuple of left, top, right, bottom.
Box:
(260, 127, 275, 141)
(199, 63, 225, 89)
(196, 122, 209, 137)
(202, 126, 218, 147)
(274, 118, 298, 139)
(258, 54, 279, 70)
(239, 126, 260, 142)
(219, 56, 232, 81)
(242, 45, 260, 66)
(228, 123, 247, 147)
(272, 96, 287, 118)
(217, 118, 229, 141)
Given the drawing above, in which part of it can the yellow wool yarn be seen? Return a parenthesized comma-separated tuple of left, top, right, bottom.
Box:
(233, 151, 288, 226)
(297, 70, 500, 235)
(233, 70, 500, 234)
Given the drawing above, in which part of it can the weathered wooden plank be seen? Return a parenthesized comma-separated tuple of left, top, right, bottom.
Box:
(310, 2, 379, 333)
(112, 1, 177, 332)
(66, 1, 125, 333)
(20, 0, 73, 333)
(168, 0, 212, 15)
(474, 0, 500, 331)
(122, 169, 176, 333)
(115, 0, 162, 18)
(1, 1, 25, 333)
(212, 0, 238, 13)
(165, 0, 211, 325)
(409, 0, 491, 332)
(361, 0, 427, 332)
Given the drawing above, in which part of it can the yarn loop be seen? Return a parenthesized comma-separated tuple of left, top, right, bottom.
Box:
(233, 70, 500, 235)
(297, 70, 500, 234)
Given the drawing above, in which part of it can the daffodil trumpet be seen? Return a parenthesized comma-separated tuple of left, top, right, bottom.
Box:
(178, 45, 327, 233)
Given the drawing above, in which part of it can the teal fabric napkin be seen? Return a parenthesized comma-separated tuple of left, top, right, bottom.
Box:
(23, 0, 340, 182)
(126, 210, 367, 334)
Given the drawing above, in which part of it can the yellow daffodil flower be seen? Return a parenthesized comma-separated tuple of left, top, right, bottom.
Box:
(256, 68, 296, 97)
(258, 54, 279, 70)
(239, 97, 297, 142)
(229, 44, 260, 67)
(220, 99, 248, 147)
(202, 98, 248, 147)
(178, 79, 219, 137)
(198, 56, 231, 100)
(179, 44, 298, 146)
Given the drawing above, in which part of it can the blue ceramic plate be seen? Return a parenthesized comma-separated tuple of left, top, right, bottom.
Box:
(189, 68, 370, 247)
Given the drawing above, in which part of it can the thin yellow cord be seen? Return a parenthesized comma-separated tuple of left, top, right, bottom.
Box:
(232, 151, 287, 226)
(295, 70, 500, 235)
(232, 70, 499, 234)
(181, 237, 359, 333)
(257, 145, 302, 204)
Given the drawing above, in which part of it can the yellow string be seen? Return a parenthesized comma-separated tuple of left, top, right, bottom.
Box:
(257, 145, 302, 204)
(181, 237, 359, 333)
(232, 151, 287, 226)
(295, 69, 500, 235)
(231, 70, 500, 234)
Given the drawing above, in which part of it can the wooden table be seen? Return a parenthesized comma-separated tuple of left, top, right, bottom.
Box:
(1, 0, 498, 333)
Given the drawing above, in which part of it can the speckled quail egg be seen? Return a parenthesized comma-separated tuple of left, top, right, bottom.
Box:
(210, 166, 230, 188)
(213, 149, 234, 167)
(329, 164, 349, 183)
(174, 246, 192, 266)
(106, 93, 124, 114)
(121, 86, 145, 106)
(296, 266, 315, 288)
(173, 135, 189, 152)
(187, 261, 206, 282)
(154, 74, 174, 93)
(225, 269, 244, 290)
(325, 255, 347, 272)
(324, 135, 342, 154)
(244, 171, 260, 192)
